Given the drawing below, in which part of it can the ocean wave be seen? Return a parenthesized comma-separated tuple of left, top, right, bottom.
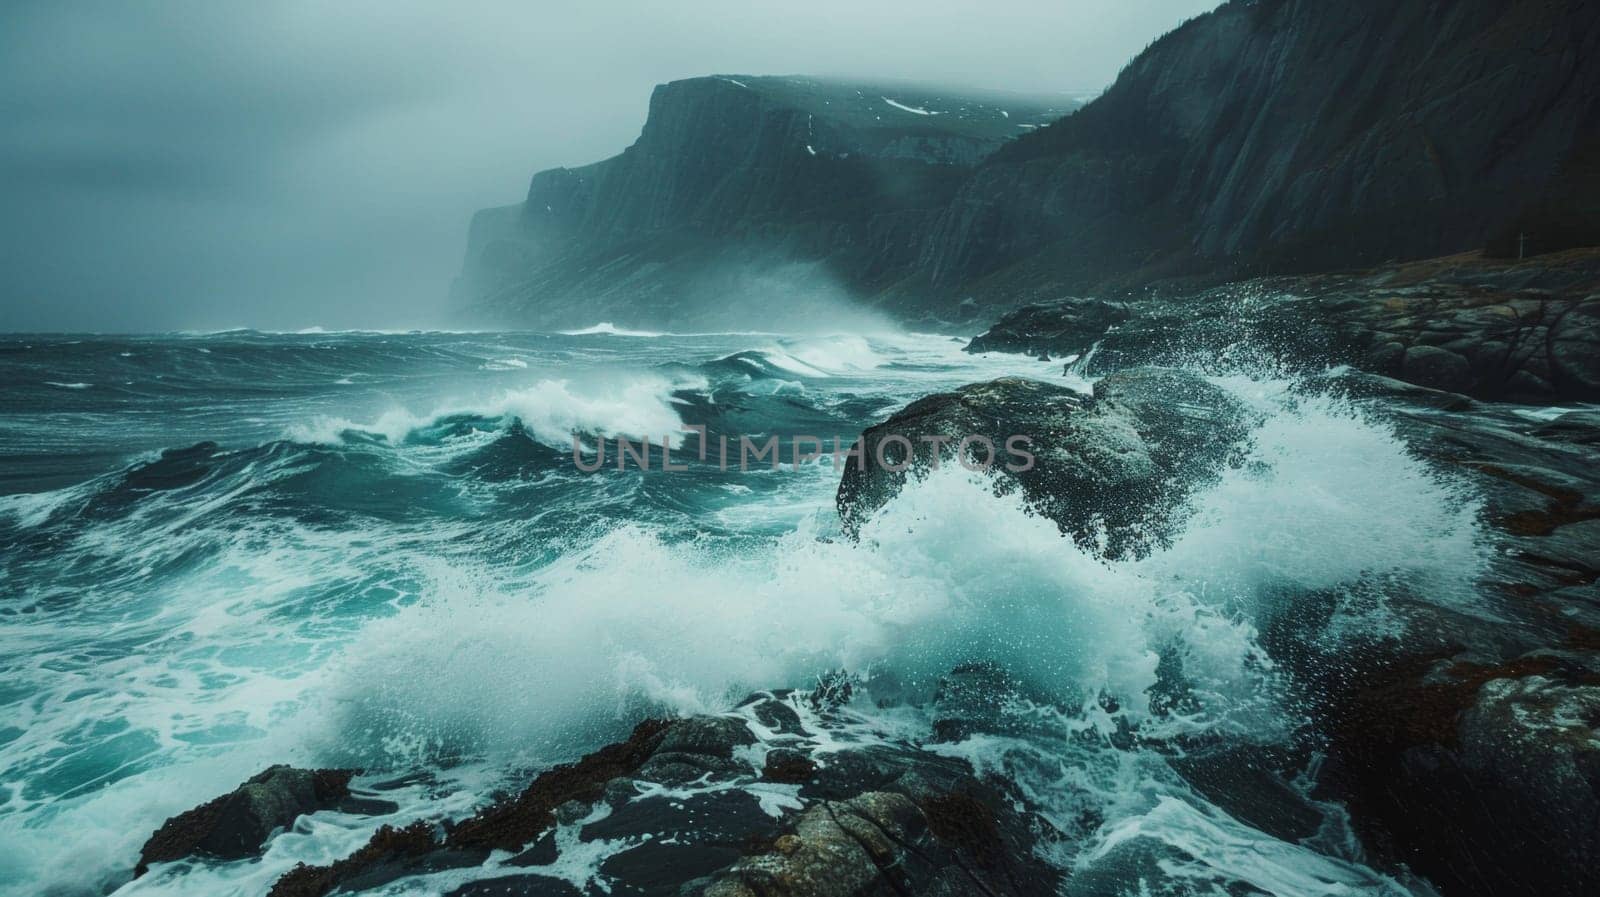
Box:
(0, 336, 1484, 896)
(319, 375, 1484, 767)
(265, 373, 1481, 897)
(559, 322, 666, 338)
(481, 356, 528, 370)
(721, 336, 887, 380)
(286, 373, 704, 449)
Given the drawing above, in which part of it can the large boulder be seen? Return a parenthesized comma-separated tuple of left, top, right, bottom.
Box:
(836, 367, 1252, 559)
(136, 766, 360, 875)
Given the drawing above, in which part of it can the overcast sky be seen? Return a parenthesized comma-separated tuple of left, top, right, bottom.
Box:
(0, 0, 1217, 332)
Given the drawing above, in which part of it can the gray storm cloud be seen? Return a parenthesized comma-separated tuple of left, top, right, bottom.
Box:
(0, 0, 1217, 332)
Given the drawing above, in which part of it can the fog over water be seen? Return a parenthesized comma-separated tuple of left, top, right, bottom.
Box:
(0, 0, 1217, 332)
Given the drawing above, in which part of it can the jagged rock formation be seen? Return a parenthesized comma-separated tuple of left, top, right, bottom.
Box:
(454, 77, 1074, 329)
(456, 0, 1600, 328)
(261, 696, 1061, 897)
(967, 249, 1600, 403)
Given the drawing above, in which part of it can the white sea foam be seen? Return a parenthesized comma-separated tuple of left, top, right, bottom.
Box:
(559, 322, 666, 338)
(883, 97, 936, 115)
(1155, 379, 1486, 618)
(0, 350, 1484, 897)
(725, 336, 891, 380)
(482, 356, 528, 370)
(286, 372, 701, 449)
(774, 334, 884, 374)
(315, 377, 1484, 766)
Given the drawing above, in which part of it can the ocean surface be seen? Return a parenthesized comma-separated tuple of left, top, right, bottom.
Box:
(0, 328, 1485, 896)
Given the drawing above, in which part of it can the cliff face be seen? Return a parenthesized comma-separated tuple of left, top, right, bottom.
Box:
(457, 0, 1600, 328)
(918, 0, 1600, 307)
(454, 77, 1074, 328)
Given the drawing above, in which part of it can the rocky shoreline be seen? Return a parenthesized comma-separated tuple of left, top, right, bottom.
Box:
(139, 693, 1064, 897)
(453, 1, 1600, 330)
(135, 296, 1600, 894)
(967, 250, 1600, 405)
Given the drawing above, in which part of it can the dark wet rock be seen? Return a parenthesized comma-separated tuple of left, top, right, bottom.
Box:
(1323, 371, 1480, 413)
(930, 663, 1061, 743)
(505, 831, 558, 867)
(703, 784, 1056, 897)
(135, 766, 358, 875)
(1551, 300, 1600, 395)
(707, 793, 929, 897)
(583, 788, 781, 845)
(268, 825, 467, 897)
(653, 716, 756, 759)
(1251, 384, 1600, 897)
(1400, 345, 1473, 394)
(968, 253, 1600, 403)
(586, 790, 786, 897)
(836, 366, 1251, 558)
(446, 719, 675, 854)
(633, 753, 750, 787)
(634, 717, 759, 786)
(1320, 651, 1600, 897)
(1533, 411, 1600, 446)
(269, 720, 673, 897)
(965, 297, 1133, 359)
(761, 748, 817, 785)
(600, 841, 748, 897)
(1166, 745, 1324, 845)
(794, 747, 926, 804)
(445, 874, 582, 897)
(266, 704, 1061, 897)
(736, 690, 806, 735)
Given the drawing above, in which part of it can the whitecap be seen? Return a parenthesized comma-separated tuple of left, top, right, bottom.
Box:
(285, 372, 703, 449)
(559, 322, 665, 338)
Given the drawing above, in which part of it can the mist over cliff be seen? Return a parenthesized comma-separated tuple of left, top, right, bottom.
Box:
(453, 77, 1081, 331)
(456, 0, 1600, 330)
(0, 0, 1217, 332)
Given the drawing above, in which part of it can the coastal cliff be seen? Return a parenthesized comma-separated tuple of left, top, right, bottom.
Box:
(455, 0, 1600, 329)
(453, 77, 1074, 328)
(913, 0, 1600, 308)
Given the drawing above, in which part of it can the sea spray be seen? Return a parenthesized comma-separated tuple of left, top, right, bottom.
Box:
(316, 376, 1484, 768)
(0, 331, 1484, 897)
(286, 372, 704, 449)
